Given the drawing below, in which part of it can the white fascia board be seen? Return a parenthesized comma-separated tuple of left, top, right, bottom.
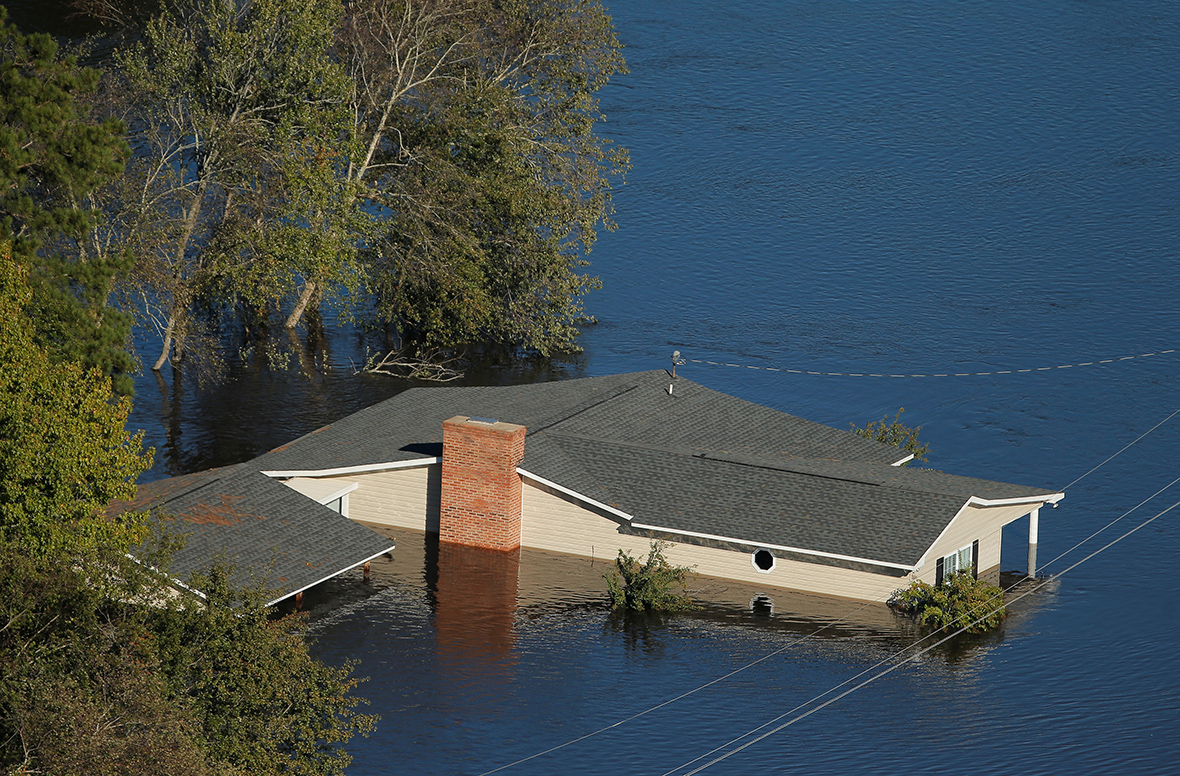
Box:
(967, 492, 1065, 508)
(265, 545, 396, 608)
(912, 491, 1063, 570)
(315, 481, 359, 505)
(516, 468, 635, 523)
(628, 522, 918, 572)
(891, 453, 915, 467)
(124, 553, 208, 600)
(912, 499, 974, 571)
(262, 457, 441, 479)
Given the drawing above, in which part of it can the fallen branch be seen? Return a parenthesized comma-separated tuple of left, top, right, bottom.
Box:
(356, 348, 465, 381)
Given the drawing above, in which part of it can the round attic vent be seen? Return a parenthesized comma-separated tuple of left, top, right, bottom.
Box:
(752, 549, 775, 573)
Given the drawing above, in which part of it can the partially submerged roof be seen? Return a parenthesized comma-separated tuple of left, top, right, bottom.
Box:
(246, 370, 1060, 570)
(252, 371, 909, 474)
(117, 465, 394, 605)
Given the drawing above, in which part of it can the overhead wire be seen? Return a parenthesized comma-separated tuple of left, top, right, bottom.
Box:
(684, 347, 1179, 378)
(474, 391, 1180, 776)
(664, 494, 1180, 775)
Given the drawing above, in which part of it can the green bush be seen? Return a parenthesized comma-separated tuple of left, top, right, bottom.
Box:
(605, 540, 697, 612)
(851, 407, 929, 465)
(890, 571, 1006, 633)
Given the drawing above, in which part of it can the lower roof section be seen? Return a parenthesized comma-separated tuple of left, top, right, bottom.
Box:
(112, 466, 395, 605)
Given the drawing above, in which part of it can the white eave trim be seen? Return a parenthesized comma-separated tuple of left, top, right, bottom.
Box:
(262, 457, 441, 479)
(891, 453, 915, 467)
(265, 545, 396, 608)
(124, 553, 208, 600)
(315, 481, 359, 505)
(967, 492, 1065, 508)
(913, 491, 1064, 570)
(516, 467, 635, 523)
(628, 522, 918, 572)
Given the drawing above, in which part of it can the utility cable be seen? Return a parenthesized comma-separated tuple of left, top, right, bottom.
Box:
(1060, 407, 1180, 490)
(664, 495, 1180, 775)
(476, 402, 1180, 775)
(684, 347, 1178, 379)
(473, 594, 889, 776)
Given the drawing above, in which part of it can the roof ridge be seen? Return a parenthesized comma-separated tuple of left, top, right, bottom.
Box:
(527, 380, 643, 435)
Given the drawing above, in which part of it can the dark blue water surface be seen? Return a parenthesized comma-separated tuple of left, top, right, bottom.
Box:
(16, 0, 1180, 773)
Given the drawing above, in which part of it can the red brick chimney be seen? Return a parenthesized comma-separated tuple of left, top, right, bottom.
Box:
(440, 415, 526, 551)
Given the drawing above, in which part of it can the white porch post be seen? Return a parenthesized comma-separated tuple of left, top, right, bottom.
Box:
(1027, 506, 1040, 577)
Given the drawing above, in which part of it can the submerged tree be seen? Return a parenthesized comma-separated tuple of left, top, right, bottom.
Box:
(342, 0, 629, 355)
(606, 540, 697, 612)
(114, 0, 354, 372)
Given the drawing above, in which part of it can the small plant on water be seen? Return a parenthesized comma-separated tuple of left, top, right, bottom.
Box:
(605, 540, 697, 612)
(890, 571, 1006, 633)
(851, 407, 929, 465)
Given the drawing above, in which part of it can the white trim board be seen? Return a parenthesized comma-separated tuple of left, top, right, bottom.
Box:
(265, 545, 396, 608)
(517, 468, 634, 523)
(629, 522, 918, 572)
(262, 457, 440, 479)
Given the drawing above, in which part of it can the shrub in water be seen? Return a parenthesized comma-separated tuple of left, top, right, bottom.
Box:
(605, 540, 697, 611)
(890, 571, 1006, 633)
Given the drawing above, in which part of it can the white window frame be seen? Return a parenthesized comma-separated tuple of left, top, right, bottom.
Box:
(943, 544, 973, 578)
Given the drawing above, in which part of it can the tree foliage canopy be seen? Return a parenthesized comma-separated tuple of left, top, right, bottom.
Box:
(0, 245, 151, 556)
(0, 9, 136, 393)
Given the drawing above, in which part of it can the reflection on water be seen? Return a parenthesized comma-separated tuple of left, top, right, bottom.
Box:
(304, 525, 1058, 775)
(433, 539, 520, 669)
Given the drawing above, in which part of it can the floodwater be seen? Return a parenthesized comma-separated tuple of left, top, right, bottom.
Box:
(13, 0, 1180, 773)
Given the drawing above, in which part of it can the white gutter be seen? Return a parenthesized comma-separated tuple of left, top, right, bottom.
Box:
(912, 491, 1063, 570)
(265, 545, 396, 608)
(516, 468, 635, 523)
(262, 457, 440, 479)
(628, 522, 918, 572)
(967, 492, 1065, 508)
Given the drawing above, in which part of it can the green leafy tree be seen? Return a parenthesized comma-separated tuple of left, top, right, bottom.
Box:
(0, 549, 210, 776)
(890, 571, 1006, 634)
(114, 0, 352, 371)
(148, 565, 378, 776)
(0, 548, 376, 776)
(0, 8, 136, 394)
(606, 540, 697, 612)
(0, 245, 151, 556)
(851, 407, 930, 465)
(340, 0, 628, 355)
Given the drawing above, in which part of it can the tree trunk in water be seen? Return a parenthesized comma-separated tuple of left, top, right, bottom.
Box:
(285, 280, 317, 329)
(152, 314, 175, 371)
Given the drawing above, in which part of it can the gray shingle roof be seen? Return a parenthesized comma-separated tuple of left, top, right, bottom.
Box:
(131, 370, 1060, 580)
(124, 467, 394, 603)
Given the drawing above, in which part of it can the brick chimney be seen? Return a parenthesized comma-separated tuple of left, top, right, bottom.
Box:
(440, 415, 526, 551)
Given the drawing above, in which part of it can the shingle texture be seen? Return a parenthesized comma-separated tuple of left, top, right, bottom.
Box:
(124, 371, 1060, 585)
(248, 370, 1059, 567)
(124, 466, 393, 603)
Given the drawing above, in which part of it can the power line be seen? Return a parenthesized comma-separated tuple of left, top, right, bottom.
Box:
(1061, 407, 1180, 490)
(474, 403, 1179, 776)
(685, 347, 1178, 379)
(663, 491, 1180, 775)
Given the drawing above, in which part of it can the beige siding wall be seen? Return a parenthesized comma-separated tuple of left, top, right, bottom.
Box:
(281, 465, 441, 531)
(915, 502, 1035, 584)
(521, 480, 906, 602)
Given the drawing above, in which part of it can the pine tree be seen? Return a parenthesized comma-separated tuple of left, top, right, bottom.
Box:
(0, 8, 136, 394)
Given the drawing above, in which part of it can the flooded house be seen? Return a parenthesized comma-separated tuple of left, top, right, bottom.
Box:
(123, 370, 1062, 604)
